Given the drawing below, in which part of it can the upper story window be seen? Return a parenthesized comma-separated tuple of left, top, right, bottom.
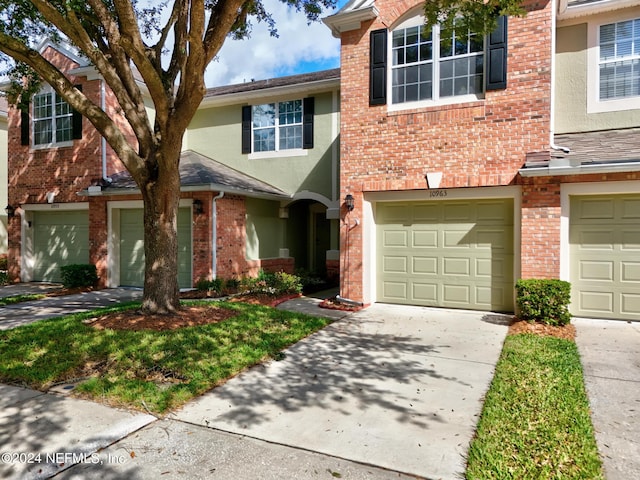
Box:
(20, 85, 82, 148)
(599, 18, 640, 100)
(391, 22, 484, 104)
(252, 100, 303, 152)
(369, 14, 508, 109)
(241, 97, 314, 156)
(33, 90, 73, 145)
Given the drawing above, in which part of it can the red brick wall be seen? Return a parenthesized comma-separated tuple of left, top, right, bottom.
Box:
(339, 0, 553, 302)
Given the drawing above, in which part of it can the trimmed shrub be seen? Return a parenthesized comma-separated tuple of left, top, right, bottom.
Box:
(196, 277, 223, 293)
(60, 264, 98, 288)
(516, 279, 572, 326)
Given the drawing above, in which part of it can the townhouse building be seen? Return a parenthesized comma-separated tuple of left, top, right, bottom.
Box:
(5, 41, 340, 288)
(324, 0, 640, 320)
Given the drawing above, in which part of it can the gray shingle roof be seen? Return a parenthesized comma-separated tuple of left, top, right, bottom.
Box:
(204, 69, 340, 97)
(103, 150, 290, 199)
(551, 128, 640, 164)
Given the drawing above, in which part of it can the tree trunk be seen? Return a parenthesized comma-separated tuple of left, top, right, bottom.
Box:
(140, 155, 182, 315)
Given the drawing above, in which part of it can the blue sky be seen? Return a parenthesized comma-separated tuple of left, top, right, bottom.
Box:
(204, 0, 346, 87)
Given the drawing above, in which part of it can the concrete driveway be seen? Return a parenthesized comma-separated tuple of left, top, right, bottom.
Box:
(174, 303, 511, 479)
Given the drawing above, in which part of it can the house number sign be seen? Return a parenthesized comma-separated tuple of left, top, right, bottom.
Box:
(429, 190, 447, 198)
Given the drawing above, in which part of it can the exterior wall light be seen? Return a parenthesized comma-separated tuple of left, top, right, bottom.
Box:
(193, 199, 204, 215)
(4, 205, 15, 218)
(344, 194, 355, 212)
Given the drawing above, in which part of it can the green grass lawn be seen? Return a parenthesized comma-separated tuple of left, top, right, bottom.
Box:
(0, 294, 47, 306)
(0, 301, 332, 413)
(466, 333, 603, 480)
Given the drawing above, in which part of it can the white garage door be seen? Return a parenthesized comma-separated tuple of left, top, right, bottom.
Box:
(119, 208, 192, 288)
(570, 195, 640, 320)
(32, 210, 89, 282)
(377, 199, 514, 312)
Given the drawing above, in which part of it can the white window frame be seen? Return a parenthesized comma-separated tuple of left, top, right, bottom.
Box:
(587, 12, 640, 113)
(32, 86, 74, 149)
(388, 14, 485, 112)
(250, 100, 304, 155)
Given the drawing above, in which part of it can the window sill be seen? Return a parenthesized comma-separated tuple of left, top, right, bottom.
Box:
(386, 97, 485, 116)
(31, 141, 74, 150)
(248, 149, 308, 160)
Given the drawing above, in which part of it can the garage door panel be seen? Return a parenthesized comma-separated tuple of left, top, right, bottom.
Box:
(621, 229, 640, 250)
(413, 204, 440, 221)
(443, 257, 470, 276)
(579, 261, 614, 282)
(378, 199, 514, 312)
(443, 284, 470, 304)
(573, 228, 615, 250)
(412, 283, 438, 302)
(412, 230, 438, 248)
(443, 229, 471, 248)
(621, 199, 640, 219)
(578, 198, 615, 220)
(383, 230, 408, 247)
(412, 256, 437, 275)
(443, 203, 473, 221)
(383, 256, 408, 274)
(621, 294, 640, 315)
(622, 262, 640, 283)
(579, 290, 614, 313)
(571, 194, 640, 320)
(382, 281, 408, 300)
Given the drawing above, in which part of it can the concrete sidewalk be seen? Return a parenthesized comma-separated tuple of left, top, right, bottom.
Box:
(574, 318, 640, 480)
(0, 287, 142, 330)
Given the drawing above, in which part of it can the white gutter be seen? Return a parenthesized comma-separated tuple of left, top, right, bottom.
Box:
(79, 183, 292, 201)
(212, 191, 224, 279)
(519, 160, 640, 177)
(101, 79, 107, 180)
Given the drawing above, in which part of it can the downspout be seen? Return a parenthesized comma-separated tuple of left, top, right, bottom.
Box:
(101, 79, 108, 179)
(211, 191, 225, 278)
(550, 0, 571, 154)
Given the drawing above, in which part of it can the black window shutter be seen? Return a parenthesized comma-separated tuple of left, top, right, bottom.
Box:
(20, 106, 30, 146)
(370, 29, 387, 105)
(241, 105, 251, 154)
(72, 84, 83, 140)
(303, 97, 314, 149)
(485, 16, 508, 91)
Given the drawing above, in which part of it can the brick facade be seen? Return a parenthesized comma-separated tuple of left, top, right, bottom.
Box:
(338, 0, 555, 303)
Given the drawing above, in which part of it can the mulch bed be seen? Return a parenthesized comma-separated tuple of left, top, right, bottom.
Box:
(508, 319, 576, 341)
(85, 292, 301, 331)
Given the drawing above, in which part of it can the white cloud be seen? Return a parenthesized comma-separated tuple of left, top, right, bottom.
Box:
(204, 0, 341, 87)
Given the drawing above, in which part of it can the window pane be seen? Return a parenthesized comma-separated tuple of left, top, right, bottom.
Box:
(279, 125, 302, 150)
(440, 59, 453, 79)
(440, 78, 453, 97)
(406, 45, 418, 64)
(252, 104, 275, 128)
(33, 94, 52, 120)
(405, 84, 419, 102)
(55, 94, 72, 116)
(279, 100, 302, 125)
(420, 42, 433, 62)
(392, 30, 405, 48)
(254, 128, 275, 152)
(392, 85, 405, 104)
(56, 116, 73, 142)
(34, 119, 52, 145)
